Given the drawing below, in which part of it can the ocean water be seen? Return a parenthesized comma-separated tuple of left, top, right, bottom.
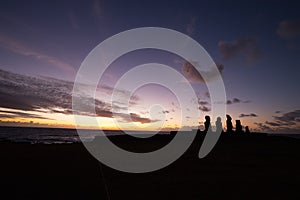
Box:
(0, 126, 169, 144)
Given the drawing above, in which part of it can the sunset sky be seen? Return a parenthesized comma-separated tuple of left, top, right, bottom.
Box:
(0, 0, 299, 133)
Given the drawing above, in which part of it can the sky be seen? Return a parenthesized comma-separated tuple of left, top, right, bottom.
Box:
(0, 0, 299, 133)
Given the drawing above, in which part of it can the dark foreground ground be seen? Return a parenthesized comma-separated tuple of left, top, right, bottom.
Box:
(0, 133, 299, 200)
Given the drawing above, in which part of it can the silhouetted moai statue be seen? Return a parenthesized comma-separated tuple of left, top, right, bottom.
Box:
(235, 120, 243, 134)
(226, 114, 233, 133)
(216, 117, 223, 133)
(245, 126, 250, 134)
(204, 115, 211, 133)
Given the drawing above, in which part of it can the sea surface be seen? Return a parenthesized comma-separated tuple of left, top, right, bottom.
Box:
(0, 126, 169, 144)
(0, 126, 298, 144)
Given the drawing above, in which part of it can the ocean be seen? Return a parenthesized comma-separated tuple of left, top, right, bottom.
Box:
(0, 126, 169, 144)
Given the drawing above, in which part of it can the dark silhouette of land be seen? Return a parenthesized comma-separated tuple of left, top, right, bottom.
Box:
(0, 124, 299, 200)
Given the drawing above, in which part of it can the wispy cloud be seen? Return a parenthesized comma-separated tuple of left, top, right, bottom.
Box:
(199, 101, 209, 105)
(181, 61, 224, 83)
(0, 33, 75, 73)
(254, 122, 272, 132)
(0, 109, 51, 120)
(191, 95, 211, 112)
(117, 113, 160, 124)
(92, 0, 102, 19)
(186, 17, 197, 36)
(239, 113, 258, 118)
(68, 11, 80, 30)
(191, 95, 249, 110)
(276, 20, 300, 39)
(218, 37, 262, 62)
(199, 105, 211, 112)
(227, 98, 250, 105)
(265, 121, 281, 127)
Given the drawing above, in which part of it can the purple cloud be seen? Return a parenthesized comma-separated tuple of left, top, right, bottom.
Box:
(218, 37, 262, 62)
(276, 20, 300, 39)
(239, 113, 258, 118)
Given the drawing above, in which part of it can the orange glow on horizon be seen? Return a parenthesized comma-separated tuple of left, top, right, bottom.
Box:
(0, 107, 267, 132)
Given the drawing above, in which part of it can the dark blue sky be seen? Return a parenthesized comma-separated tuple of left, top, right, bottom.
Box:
(0, 0, 299, 132)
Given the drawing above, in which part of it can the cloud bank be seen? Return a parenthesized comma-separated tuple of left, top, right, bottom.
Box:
(0, 69, 157, 125)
